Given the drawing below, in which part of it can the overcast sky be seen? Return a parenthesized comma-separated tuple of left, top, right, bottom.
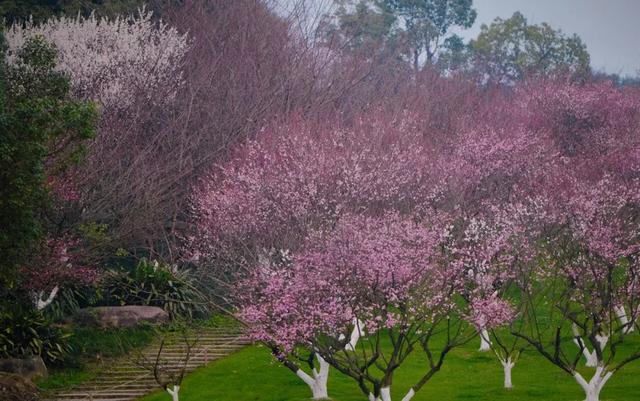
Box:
(459, 0, 640, 76)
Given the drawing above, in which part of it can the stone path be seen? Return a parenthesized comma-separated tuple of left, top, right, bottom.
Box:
(44, 326, 249, 401)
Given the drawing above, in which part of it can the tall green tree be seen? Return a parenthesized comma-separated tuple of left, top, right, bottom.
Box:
(0, 34, 96, 285)
(326, 0, 398, 53)
(468, 12, 590, 83)
(325, 0, 476, 71)
(384, 0, 476, 69)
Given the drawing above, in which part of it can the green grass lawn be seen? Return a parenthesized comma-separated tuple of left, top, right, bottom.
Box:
(139, 339, 640, 401)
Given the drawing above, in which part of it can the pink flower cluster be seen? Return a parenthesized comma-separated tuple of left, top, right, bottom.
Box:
(21, 236, 98, 293)
(192, 77, 640, 362)
(238, 213, 457, 351)
(468, 296, 515, 331)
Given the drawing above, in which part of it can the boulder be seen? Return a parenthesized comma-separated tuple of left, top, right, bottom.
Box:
(73, 305, 169, 328)
(0, 357, 47, 381)
(0, 373, 39, 401)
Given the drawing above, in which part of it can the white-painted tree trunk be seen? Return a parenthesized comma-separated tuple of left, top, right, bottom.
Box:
(478, 328, 491, 352)
(296, 354, 329, 399)
(574, 367, 613, 401)
(345, 318, 365, 351)
(615, 306, 634, 333)
(165, 385, 180, 401)
(368, 387, 415, 401)
(500, 357, 515, 389)
(572, 324, 608, 367)
(34, 285, 59, 310)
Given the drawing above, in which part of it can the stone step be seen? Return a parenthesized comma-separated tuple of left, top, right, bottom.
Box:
(69, 384, 157, 392)
(53, 396, 141, 400)
(48, 396, 137, 399)
(69, 376, 156, 384)
(48, 328, 247, 401)
(145, 347, 246, 354)
(135, 352, 228, 359)
(59, 388, 151, 395)
(157, 341, 248, 346)
(75, 382, 157, 389)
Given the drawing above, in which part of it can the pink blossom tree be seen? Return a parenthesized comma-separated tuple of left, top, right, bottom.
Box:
(498, 80, 640, 401)
(189, 107, 521, 398)
(444, 212, 525, 388)
(189, 114, 440, 292)
(19, 174, 99, 311)
(513, 176, 640, 401)
(238, 213, 513, 401)
(189, 115, 442, 398)
(443, 78, 640, 399)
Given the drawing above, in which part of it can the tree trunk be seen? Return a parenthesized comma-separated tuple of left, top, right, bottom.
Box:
(478, 329, 491, 351)
(345, 318, 365, 351)
(166, 385, 180, 401)
(572, 333, 594, 367)
(572, 324, 608, 367)
(615, 305, 634, 333)
(296, 354, 329, 399)
(34, 286, 59, 310)
(574, 367, 613, 401)
(368, 387, 415, 401)
(500, 357, 515, 389)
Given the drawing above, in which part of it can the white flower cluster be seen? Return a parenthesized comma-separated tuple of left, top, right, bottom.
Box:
(6, 7, 190, 109)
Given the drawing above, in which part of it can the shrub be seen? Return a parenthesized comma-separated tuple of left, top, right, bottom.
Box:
(101, 258, 207, 319)
(0, 303, 70, 364)
(46, 284, 103, 322)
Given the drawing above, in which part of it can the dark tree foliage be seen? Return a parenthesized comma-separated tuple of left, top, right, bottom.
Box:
(0, 0, 173, 24)
(0, 34, 96, 286)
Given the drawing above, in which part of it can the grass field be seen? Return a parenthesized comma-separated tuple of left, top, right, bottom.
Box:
(139, 338, 640, 401)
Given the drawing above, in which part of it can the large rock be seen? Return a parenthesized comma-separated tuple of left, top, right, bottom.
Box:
(74, 305, 169, 328)
(0, 373, 39, 401)
(0, 357, 47, 381)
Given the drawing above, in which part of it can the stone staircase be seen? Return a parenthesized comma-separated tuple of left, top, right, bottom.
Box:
(44, 327, 250, 401)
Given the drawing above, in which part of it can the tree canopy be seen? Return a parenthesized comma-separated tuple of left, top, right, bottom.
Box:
(326, 0, 476, 70)
(468, 11, 590, 83)
(0, 34, 96, 284)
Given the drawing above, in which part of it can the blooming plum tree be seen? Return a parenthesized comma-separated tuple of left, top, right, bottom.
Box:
(190, 115, 442, 398)
(238, 213, 515, 401)
(443, 208, 534, 388)
(6, 7, 189, 108)
(502, 80, 640, 401)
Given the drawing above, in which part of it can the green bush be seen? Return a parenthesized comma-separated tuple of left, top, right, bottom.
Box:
(0, 303, 70, 364)
(47, 284, 103, 322)
(0, 34, 96, 284)
(101, 258, 208, 319)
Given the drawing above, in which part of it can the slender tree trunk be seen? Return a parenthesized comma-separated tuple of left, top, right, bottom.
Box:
(34, 285, 59, 310)
(345, 318, 365, 351)
(478, 328, 491, 352)
(166, 385, 180, 401)
(572, 324, 608, 367)
(573, 367, 613, 401)
(615, 305, 634, 333)
(296, 354, 329, 399)
(500, 357, 515, 389)
(368, 386, 415, 401)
